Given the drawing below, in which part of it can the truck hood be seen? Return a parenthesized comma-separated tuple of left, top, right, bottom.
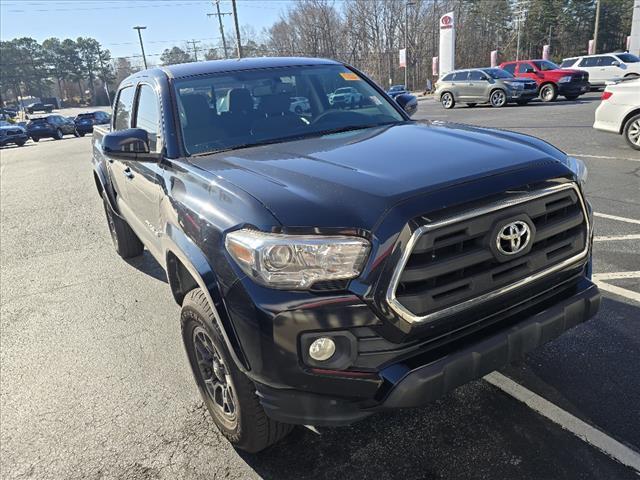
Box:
(190, 122, 570, 229)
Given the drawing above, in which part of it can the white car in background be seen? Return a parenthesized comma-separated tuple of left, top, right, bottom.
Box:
(593, 78, 640, 150)
(561, 52, 640, 87)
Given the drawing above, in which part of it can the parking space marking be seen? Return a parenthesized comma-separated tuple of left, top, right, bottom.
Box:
(594, 234, 640, 242)
(594, 212, 640, 225)
(593, 281, 640, 304)
(569, 153, 640, 163)
(484, 372, 640, 472)
(593, 271, 640, 281)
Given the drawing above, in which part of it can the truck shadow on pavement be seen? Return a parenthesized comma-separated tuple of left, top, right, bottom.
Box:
(125, 250, 168, 283)
(237, 372, 636, 480)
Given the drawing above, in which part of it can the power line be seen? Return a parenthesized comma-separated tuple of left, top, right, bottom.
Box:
(188, 39, 201, 61)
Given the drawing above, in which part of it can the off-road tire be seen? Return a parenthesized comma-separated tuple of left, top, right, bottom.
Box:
(102, 193, 143, 258)
(181, 288, 293, 453)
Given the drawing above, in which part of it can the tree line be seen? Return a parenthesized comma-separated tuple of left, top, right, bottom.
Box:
(0, 37, 137, 107)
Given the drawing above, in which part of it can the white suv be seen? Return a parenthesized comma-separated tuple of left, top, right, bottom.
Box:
(561, 53, 640, 87)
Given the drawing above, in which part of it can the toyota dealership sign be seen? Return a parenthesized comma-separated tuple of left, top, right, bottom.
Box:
(439, 11, 455, 75)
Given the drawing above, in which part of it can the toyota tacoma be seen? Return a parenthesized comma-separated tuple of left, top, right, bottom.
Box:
(92, 57, 599, 452)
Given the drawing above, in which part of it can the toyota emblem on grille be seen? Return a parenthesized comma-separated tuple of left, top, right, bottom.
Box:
(496, 221, 531, 255)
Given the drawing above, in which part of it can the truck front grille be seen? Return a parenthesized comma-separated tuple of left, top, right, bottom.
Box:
(387, 183, 589, 324)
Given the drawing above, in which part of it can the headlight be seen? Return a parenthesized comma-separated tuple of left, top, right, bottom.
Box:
(563, 156, 588, 187)
(558, 76, 572, 83)
(225, 229, 370, 289)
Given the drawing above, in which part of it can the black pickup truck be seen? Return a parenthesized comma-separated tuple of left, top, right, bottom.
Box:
(92, 57, 599, 453)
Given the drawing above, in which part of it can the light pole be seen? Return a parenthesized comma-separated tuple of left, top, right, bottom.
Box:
(593, 0, 601, 54)
(231, 0, 242, 58)
(133, 26, 148, 69)
(404, 1, 416, 90)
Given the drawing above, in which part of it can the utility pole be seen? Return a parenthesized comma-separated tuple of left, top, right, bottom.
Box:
(593, 0, 601, 54)
(189, 39, 201, 61)
(207, 0, 231, 59)
(231, 0, 242, 58)
(404, 1, 416, 89)
(133, 26, 148, 69)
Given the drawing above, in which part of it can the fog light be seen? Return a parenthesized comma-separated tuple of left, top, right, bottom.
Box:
(308, 337, 336, 361)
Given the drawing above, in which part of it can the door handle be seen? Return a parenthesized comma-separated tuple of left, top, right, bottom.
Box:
(123, 167, 134, 179)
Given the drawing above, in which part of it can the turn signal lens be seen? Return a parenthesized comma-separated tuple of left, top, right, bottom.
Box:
(601, 91, 613, 100)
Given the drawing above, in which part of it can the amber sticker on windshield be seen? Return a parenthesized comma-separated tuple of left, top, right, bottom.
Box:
(340, 72, 360, 81)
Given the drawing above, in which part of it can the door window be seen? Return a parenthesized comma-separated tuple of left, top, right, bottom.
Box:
(134, 84, 161, 152)
(114, 86, 135, 131)
(502, 63, 516, 75)
(597, 56, 617, 66)
(468, 70, 485, 81)
(578, 57, 598, 67)
(519, 63, 536, 74)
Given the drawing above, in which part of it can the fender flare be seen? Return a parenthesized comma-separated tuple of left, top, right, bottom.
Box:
(163, 224, 249, 372)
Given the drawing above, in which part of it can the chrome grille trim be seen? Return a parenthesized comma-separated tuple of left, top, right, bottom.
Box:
(385, 183, 590, 325)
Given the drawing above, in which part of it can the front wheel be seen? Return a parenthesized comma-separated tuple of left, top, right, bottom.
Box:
(441, 92, 455, 109)
(181, 289, 293, 453)
(54, 128, 63, 140)
(539, 83, 558, 102)
(101, 193, 144, 258)
(489, 89, 507, 108)
(16, 141, 26, 147)
(623, 113, 640, 151)
(32, 137, 39, 142)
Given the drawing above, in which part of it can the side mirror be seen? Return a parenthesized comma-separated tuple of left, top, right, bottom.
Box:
(395, 93, 418, 117)
(612, 60, 621, 67)
(102, 128, 159, 161)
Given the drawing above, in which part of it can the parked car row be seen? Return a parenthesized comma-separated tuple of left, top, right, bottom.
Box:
(0, 110, 111, 147)
(435, 59, 591, 109)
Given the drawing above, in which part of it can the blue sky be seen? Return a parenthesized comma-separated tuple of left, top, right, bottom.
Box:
(0, 0, 298, 64)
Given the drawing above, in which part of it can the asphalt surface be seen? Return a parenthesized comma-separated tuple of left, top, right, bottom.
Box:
(1, 93, 639, 479)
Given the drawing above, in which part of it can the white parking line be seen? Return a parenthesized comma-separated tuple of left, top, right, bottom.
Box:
(484, 372, 640, 472)
(594, 212, 640, 225)
(592, 271, 640, 281)
(569, 153, 640, 163)
(594, 234, 640, 242)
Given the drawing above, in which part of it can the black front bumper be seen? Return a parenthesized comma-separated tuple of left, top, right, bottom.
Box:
(256, 278, 600, 426)
(558, 81, 590, 96)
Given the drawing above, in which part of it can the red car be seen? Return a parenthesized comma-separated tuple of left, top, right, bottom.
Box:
(499, 59, 590, 102)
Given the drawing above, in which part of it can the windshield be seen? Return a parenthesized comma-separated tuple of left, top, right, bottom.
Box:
(173, 65, 405, 155)
(532, 60, 560, 71)
(617, 53, 640, 63)
(77, 113, 95, 119)
(482, 68, 513, 79)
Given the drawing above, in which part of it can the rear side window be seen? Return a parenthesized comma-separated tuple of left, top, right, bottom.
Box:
(442, 73, 454, 81)
(560, 58, 577, 68)
(578, 57, 598, 67)
(134, 84, 161, 152)
(114, 86, 135, 131)
(519, 63, 536, 73)
(597, 56, 617, 66)
(502, 63, 516, 75)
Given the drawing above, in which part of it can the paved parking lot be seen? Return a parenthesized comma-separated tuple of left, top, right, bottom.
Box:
(1, 93, 639, 479)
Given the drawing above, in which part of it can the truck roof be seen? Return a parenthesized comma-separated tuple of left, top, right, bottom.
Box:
(160, 57, 341, 79)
